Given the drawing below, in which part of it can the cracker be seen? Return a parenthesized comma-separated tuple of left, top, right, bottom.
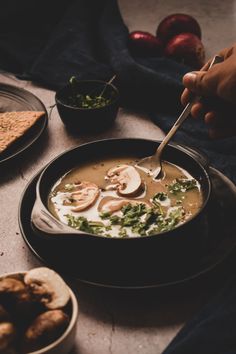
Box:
(0, 111, 45, 153)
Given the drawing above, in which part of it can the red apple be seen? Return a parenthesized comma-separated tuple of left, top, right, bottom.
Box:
(164, 32, 205, 69)
(156, 14, 201, 44)
(129, 31, 163, 57)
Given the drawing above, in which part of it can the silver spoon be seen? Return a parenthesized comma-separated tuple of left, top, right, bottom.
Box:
(136, 55, 224, 179)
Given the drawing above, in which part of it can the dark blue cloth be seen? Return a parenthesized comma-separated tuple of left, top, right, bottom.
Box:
(1, 1, 236, 353)
(163, 274, 236, 354)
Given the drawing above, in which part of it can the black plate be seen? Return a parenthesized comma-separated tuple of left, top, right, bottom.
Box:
(19, 167, 236, 289)
(0, 83, 48, 164)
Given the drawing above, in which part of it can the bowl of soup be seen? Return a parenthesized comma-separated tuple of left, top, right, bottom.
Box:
(31, 139, 211, 281)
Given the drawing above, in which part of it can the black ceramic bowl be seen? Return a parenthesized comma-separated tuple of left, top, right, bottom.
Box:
(31, 139, 211, 282)
(55, 80, 119, 132)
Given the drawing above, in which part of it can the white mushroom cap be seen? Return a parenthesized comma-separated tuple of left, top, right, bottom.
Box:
(24, 268, 70, 310)
(98, 197, 130, 213)
(98, 196, 151, 214)
(107, 165, 142, 197)
(64, 181, 100, 212)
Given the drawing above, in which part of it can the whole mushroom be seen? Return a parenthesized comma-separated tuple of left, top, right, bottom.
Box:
(0, 277, 30, 303)
(0, 276, 40, 326)
(22, 309, 70, 352)
(0, 322, 16, 353)
(0, 305, 9, 322)
(24, 268, 70, 310)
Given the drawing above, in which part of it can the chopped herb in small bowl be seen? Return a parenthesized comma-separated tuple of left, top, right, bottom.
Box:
(55, 77, 119, 132)
(66, 77, 114, 110)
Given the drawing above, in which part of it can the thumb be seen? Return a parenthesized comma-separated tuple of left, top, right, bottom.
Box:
(182, 71, 213, 97)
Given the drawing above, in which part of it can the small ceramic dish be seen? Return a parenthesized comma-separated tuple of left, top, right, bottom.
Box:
(0, 269, 78, 354)
(55, 79, 119, 132)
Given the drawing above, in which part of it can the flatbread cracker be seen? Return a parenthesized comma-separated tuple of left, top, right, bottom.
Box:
(0, 111, 45, 153)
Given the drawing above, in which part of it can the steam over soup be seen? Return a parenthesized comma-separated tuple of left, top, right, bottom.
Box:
(48, 157, 203, 237)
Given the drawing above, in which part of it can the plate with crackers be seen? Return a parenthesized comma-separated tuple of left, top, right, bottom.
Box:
(0, 83, 48, 164)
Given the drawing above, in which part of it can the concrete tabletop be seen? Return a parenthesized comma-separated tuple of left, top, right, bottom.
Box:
(0, 0, 235, 353)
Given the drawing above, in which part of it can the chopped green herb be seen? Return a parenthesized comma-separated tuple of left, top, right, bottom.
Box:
(145, 209, 159, 225)
(66, 215, 94, 233)
(121, 203, 132, 214)
(93, 228, 105, 234)
(169, 207, 185, 220)
(123, 215, 139, 227)
(66, 200, 186, 237)
(110, 215, 122, 225)
(66, 93, 112, 109)
(131, 222, 147, 236)
(121, 203, 147, 231)
(66, 215, 105, 235)
(65, 76, 115, 109)
(68, 75, 116, 109)
(158, 207, 184, 232)
(147, 227, 159, 236)
(88, 221, 105, 227)
(122, 203, 147, 218)
(119, 203, 158, 236)
(147, 207, 185, 234)
(151, 199, 164, 215)
(99, 211, 111, 219)
(168, 178, 197, 194)
(118, 228, 127, 237)
(153, 192, 168, 202)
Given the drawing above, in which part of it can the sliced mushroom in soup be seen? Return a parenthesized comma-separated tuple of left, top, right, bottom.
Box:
(48, 156, 203, 237)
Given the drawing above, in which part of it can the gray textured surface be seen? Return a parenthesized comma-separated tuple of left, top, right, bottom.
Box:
(0, 1, 235, 353)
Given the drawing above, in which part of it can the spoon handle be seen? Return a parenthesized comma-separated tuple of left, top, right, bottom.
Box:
(156, 55, 224, 157)
(99, 75, 116, 97)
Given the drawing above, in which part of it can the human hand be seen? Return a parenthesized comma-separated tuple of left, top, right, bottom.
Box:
(181, 45, 236, 139)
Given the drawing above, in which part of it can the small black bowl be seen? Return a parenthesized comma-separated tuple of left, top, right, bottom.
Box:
(55, 80, 119, 132)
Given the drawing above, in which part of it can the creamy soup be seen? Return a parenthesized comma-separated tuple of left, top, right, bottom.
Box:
(48, 157, 203, 237)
